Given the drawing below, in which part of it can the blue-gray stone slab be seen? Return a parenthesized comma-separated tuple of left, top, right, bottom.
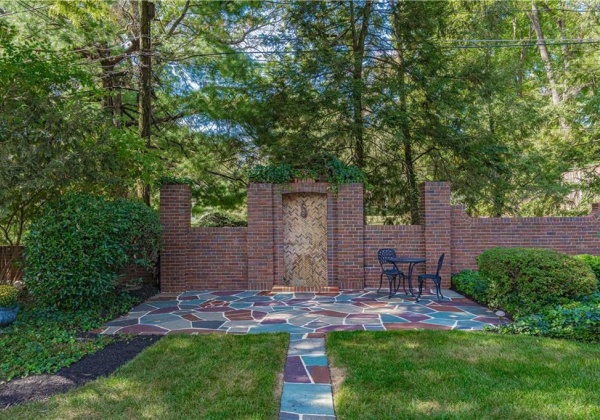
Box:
(288, 339, 325, 356)
(280, 383, 334, 416)
(302, 355, 328, 366)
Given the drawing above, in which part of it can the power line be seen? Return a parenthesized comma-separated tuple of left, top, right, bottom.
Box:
(175, 39, 600, 61)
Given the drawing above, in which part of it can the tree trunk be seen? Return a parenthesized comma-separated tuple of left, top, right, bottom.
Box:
(139, 0, 153, 206)
(349, 0, 372, 169)
(528, 2, 568, 130)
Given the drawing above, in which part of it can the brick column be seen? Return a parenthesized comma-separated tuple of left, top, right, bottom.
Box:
(420, 182, 452, 288)
(247, 183, 275, 290)
(160, 184, 191, 292)
(335, 183, 365, 289)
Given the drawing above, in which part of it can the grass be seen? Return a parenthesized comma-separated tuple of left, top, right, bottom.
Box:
(1, 333, 288, 420)
(327, 330, 600, 420)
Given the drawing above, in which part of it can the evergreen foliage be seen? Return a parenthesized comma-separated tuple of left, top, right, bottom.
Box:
(477, 247, 597, 317)
(24, 195, 161, 310)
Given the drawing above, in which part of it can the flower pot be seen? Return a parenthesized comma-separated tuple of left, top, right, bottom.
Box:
(0, 305, 18, 327)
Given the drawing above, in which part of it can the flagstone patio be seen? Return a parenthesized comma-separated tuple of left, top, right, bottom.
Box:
(100, 289, 499, 335)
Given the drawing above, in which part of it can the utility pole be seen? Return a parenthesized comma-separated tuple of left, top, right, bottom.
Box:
(139, 0, 154, 206)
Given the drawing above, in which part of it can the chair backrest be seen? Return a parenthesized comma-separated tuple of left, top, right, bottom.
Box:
(435, 253, 445, 276)
(377, 248, 397, 269)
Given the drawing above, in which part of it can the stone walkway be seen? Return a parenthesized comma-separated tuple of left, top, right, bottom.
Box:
(100, 289, 499, 335)
(280, 334, 335, 419)
(101, 289, 498, 420)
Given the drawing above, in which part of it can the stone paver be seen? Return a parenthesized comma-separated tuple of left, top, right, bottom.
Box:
(280, 335, 335, 419)
(101, 289, 499, 335)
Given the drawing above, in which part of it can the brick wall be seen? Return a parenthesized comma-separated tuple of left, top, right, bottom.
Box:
(160, 184, 191, 292)
(451, 204, 600, 273)
(159, 182, 600, 292)
(189, 227, 247, 290)
(247, 183, 275, 290)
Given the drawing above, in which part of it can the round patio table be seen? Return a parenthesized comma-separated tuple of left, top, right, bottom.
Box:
(384, 257, 426, 298)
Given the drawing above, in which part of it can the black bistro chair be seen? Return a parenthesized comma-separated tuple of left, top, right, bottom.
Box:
(417, 253, 445, 301)
(377, 248, 406, 297)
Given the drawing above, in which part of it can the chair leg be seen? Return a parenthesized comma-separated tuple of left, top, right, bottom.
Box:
(416, 278, 425, 302)
(378, 273, 384, 293)
(435, 279, 444, 301)
(388, 274, 397, 299)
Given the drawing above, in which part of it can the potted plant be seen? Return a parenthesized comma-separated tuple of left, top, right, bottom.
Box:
(0, 284, 19, 327)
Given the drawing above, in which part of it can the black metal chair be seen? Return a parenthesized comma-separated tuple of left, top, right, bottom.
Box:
(416, 253, 445, 301)
(377, 248, 406, 297)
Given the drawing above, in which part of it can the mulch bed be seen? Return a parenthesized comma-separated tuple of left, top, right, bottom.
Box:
(0, 335, 162, 410)
(0, 283, 163, 410)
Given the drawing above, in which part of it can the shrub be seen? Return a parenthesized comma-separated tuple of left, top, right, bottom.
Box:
(478, 247, 597, 317)
(0, 285, 18, 307)
(493, 297, 600, 343)
(451, 270, 490, 304)
(195, 211, 247, 227)
(24, 194, 162, 310)
(575, 254, 600, 284)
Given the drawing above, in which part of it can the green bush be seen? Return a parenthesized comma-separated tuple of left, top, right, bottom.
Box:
(195, 211, 247, 227)
(24, 194, 162, 310)
(478, 247, 597, 317)
(575, 254, 600, 284)
(493, 297, 600, 343)
(451, 270, 490, 304)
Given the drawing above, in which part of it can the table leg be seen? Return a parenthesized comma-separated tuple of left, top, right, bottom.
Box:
(406, 262, 417, 297)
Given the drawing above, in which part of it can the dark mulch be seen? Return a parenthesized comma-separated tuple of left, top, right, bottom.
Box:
(122, 283, 160, 302)
(0, 284, 163, 410)
(0, 335, 161, 410)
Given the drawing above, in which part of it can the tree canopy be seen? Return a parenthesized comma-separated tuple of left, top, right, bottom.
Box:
(1, 0, 599, 243)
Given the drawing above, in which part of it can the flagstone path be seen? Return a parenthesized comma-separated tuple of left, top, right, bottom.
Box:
(101, 288, 499, 419)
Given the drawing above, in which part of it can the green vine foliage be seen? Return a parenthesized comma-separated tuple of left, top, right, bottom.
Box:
(156, 176, 194, 187)
(24, 194, 162, 310)
(248, 164, 294, 184)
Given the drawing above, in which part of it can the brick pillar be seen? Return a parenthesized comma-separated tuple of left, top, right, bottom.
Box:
(160, 184, 191, 292)
(420, 182, 452, 288)
(247, 183, 275, 290)
(336, 183, 365, 289)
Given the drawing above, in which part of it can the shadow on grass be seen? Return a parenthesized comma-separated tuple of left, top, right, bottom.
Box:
(1, 333, 288, 420)
(327, 330, 600, 420)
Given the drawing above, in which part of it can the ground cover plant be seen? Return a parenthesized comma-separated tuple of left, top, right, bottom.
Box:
(327, 330, 600, 420)
(1, 333, 288, 420)
(495, 295, 600, 343)
(0, 292, 137, 382)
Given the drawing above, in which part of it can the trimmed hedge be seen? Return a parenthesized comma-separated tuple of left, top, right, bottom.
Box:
(451, 270, 490, 304)
(478, 247, 597, 317)
(24, 194, 161, 310)
(575, 254, 600, 284)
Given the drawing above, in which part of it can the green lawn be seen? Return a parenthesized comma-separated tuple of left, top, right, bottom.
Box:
(2, 333, 288, 420)
(327, 330, 600, 420)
